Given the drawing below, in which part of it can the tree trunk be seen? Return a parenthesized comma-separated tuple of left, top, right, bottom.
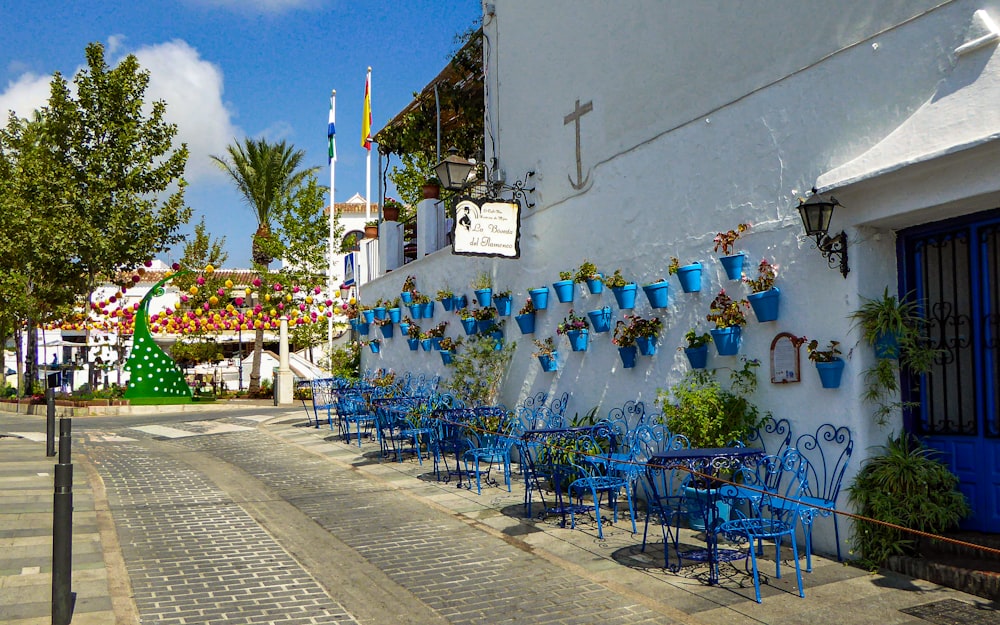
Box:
(249, 326, 264, 392)
(24, 319, 38, 394)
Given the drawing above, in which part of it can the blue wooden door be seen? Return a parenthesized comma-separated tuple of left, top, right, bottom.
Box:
(899, 210, 1000, 533)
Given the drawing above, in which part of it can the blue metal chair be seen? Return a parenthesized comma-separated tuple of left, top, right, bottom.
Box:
(634, 423, 692, 567)
(718, 450, 811, 603)
(302, 378, 334, 428)
(462, 407, 520, 495)
(791, 424, 853, 569)
(567, 423, 638, 539)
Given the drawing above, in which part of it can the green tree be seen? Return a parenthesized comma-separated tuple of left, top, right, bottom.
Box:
(211, 138, 321, 391)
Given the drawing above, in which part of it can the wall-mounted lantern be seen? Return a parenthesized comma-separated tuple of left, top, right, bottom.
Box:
(433, 147, 475, 191)
(797, 187, 849, 278)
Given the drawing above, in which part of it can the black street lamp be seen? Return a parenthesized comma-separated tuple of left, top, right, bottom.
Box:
(434, 147, 475, 192)
(797, 187, 849, 278)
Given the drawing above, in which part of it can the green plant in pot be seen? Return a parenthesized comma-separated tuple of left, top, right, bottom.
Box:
(806, 339, 846, 388)
(847, 433, 970, 571)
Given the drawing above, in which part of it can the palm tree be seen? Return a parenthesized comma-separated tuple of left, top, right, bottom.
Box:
(212, 138, 318, 392)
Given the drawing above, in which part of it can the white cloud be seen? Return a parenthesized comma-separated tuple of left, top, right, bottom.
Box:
(0, 71, 51, 119)
(106, 34, 127, 56)
(132, 40, 240, 182)
(0, 39, 238, 183)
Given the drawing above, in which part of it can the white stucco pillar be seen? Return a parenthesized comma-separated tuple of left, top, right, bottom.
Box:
(275, 315, 293, 405)
(416, 198, 444, 258)
(378, 220, 404, 272)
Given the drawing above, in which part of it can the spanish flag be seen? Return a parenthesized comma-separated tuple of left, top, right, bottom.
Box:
(361, 69, 371, 151)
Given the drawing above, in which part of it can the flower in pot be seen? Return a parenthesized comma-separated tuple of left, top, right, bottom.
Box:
(604, 269, 638, 309)
(641, 276, 670, 309)
(575, 260, 603, 294)
(472, 271, 493, 306)
(400, 275, 417, 304)
(553, 270, 576, 303)
(623, 313, 662, 355)
(422, 176, 441, 199)
(713, 223, 750, 280)
(439, 335, 461, 352)
(669, 257, 703, 293)
(806, 339, 845, 388)
(493, 288, 513, 316)
(364, 220, 378, 239)
(705, 289, 749, 356)
(515, 298, 536, 334)
(406, 321, 422, 339)
(681, 328, 713, 369)
(556, 309, 590, 351)
(533, 337, 558, 371)
(612, 320, 638, 368)
(382, 197, 404, 221)
(472, 305, 497, 333)
(743, 258, 780, 322)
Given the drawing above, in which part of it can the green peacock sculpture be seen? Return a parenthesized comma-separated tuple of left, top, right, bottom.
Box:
(123, 272, 193, 403)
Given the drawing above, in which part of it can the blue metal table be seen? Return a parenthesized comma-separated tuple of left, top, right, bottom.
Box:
(648, 446, 764, 585)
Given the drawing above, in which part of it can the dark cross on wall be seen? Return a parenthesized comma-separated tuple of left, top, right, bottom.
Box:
(564, 98, 593, 190)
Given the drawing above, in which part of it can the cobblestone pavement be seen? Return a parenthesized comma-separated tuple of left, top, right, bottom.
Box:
(73, 411, 996, 625)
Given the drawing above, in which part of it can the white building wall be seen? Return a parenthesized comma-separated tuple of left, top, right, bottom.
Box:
(358, 1, 1000, 555)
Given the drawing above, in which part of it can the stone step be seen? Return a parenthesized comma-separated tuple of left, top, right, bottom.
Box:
(919, 532, 1000, 562)
(889, 554, 1000, 601)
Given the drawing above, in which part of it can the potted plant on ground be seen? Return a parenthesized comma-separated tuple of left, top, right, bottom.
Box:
(575, 260, 603, 294)
(670, 256, 702, 293)
(681, 329, 712, 369)
(605, 269, 638, 310)
(556, 309, 590, 351)
(612, 320, 638, 368)
(806, 339, 845, 388)
(515, 298, 536, 334)
(744, 258, 779, 322)
(705, 289, 749, 356)
(553, 270, 576, 303)
(714, 222, 750, 280)
(533, 337, 558, 371)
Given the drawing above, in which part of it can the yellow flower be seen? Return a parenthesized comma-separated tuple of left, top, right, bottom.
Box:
(204, 264, 215, 273)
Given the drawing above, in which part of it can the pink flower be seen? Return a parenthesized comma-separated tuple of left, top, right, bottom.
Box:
(253, 278, 262, 287)
(196, 276, 205, 285)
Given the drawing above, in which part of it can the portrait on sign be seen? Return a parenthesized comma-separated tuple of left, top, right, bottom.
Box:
(452, 198, 521, 258)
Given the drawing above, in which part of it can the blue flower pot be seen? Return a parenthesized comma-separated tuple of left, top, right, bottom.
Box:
(529, 287, 550, 310)
(407, 337, 419, 351)
(642, 281, 670, 309)
(747, 287, 779, 322)
(474, 288, 493, 307)
(538, 353, 558, 372)
(636, 336, 657, 356)
(452, 294, 468, 310)
(491, 330, 504, 351)
(552, 280, 575, 303)
(420, 338, 432, 352)
(816, 358, 846, 389)
(477, 319, 496, 333)
(461, 317, 478, 335)
(875, 331, 900, 359)
(611, 284, 638, 310)
(618, 346, 637, 369)
(361, 309, 375, 324)
(567, 329, 589, 352)
(440, 350, 453, 365)
(586, 275, 604, 295)
(710, 326, 742, 356)
(684, 486, 732, 531)
(369, 341, 380, 354)
(378, 323, 394, 339)
(685, 345, 709, 369)
(407, 304, 421, 319)
(440, 296, 454, 312)
(388, 307, 401, 323)
(358, 322, 370, 336)
(587, 307, 613, 333)
(430, 336, 443, 350)
(349, 318, 360, 331)
(719, 253, 746, 281)
(422, 301, 435, 319)
(400, 291, 413, 304)
(399, 322, 410, 337)
(515, 312, 536, 335)
(372, 306, 386, 321)
(494, 294, 513, 316)
(675, 263, 702, 293)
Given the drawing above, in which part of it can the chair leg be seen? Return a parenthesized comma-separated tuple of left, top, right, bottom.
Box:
(747, 539, 763, 603)
(804, 522, 813, 573)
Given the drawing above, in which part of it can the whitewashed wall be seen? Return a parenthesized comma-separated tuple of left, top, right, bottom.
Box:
(360, 0, 1000, 556)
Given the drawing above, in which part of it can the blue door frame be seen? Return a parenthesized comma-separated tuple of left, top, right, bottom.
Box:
(899, 208, 1000, 533)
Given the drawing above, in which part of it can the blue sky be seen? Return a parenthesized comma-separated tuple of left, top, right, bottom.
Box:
(0, 0, 481, 268)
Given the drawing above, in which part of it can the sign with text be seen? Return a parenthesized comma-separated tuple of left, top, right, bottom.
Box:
(452, 198, 520, 258)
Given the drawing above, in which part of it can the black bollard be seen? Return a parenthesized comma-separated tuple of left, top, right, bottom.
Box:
(51, 417, 75, 625)
(46, 388, 55, 457)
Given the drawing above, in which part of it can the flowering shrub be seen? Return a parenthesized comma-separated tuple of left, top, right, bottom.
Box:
(713, 223, 750, 256)
(743, 258, 777, 293)
(556, 309, 589, 334)
(706, 289, 749, 328)
(612, 314, 662, 346)
(517, 298, 535, 315)
(603, 269, 631, 289)
(425, 321, 448, 338)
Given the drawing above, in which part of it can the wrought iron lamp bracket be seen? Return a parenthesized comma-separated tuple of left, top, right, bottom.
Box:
(814, 231, 849, 278)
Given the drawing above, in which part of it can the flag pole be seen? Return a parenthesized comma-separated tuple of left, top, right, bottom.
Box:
(327, 89, 336, 364)
(364, 67, 372, 221)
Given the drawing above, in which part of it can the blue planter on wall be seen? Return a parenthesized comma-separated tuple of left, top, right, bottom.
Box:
(875, 332, 900, 359)
(642, 281, 670, 309)
(515, 312, 536, 335)
(388, 307, 401, 323)
(368, 341, 381, 354)
(618, 346, 637, 369)
(422, 301, 435, 318)
(440, 350, 453, 365)
(747, 287, 780, 322)
(675, 263, 702, 293)
(358, 322, 370, 336)
(407, 304, 421, 319)
(636, 336, 657, 356)
(430, 336, 443, 350)
(494, 294, 513, 316)
(710, 326, 742, 356)
(719, 253, 746, 280)
(420, 338, 432, 351)
(685, 345, 709, 369)
(440, 296, 454, 312)
(372, 306, 386, 321)
(477, 319, 497, 334)
(378, 323, 394, 339)
(399, 322, 410, 337)
(452, 294, 468, 310)
(586, 275, 604, 294)
(566, 329, 589, 352)
(611, 284, 638, 310)
(474, 288, 493, 307)
(816, 358, 846, 388)
(407, 337, 419, 351)
(362, 309, 375, 324)
(538, 353, 558, 372)
(400, 291, 413, 304)
(587, 307, 613, 333)
(552, 279, 575, 303)
(528, 287, 550, 310)
(461, 317, 478, 335)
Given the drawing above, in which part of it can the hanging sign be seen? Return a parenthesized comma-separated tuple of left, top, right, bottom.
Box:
(770, 332, 803, 384)
(452, 198, 521, 258)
